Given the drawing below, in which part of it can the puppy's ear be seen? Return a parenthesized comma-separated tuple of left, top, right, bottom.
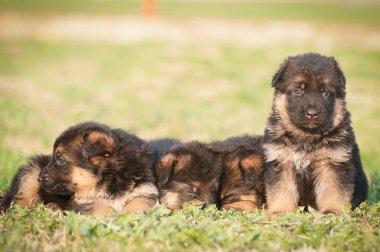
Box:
(239, 154, 264, 185)
(155, 153, 177, 187)
(272, 59, 289, 89)
(82, 131, 115, 161)
(331, 57, 346, 88)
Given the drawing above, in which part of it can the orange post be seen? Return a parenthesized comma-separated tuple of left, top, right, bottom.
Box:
(141, 0, 157, 19)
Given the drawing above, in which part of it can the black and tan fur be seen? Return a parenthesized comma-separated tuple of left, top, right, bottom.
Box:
(2, 122, 159, 216)
(0, 155, 72, 212)
(209, 135, 265, 211)
(149, 138, 182, 164)
(155, 141, 223, 210)
(263, 53, 368, 214)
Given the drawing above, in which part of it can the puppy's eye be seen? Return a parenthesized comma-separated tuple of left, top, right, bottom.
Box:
(294, 89, 304, 96)
(187, 186, 198, 195)
(322, 90, 330, 97)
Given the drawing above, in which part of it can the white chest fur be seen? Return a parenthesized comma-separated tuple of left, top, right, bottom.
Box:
(75, 182, 158, 213)
(263, 143, 351, 172)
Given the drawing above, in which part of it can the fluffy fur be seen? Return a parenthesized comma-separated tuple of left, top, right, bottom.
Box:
(155, 141, 223, 210)
(0, 155, 72, 212)
(263, 53, 368, 214)
(1, 122, 159, 216)
(209, 135, 265, 211)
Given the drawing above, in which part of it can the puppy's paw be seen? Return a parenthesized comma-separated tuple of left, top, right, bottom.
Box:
(221, 200, 258, 212)
(45, 203, 62, 212)
(123, 198, 154, 214)
(321, 208, 342, 214)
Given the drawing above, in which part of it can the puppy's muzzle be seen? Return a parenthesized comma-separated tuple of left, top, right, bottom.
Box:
(305, 107, 319, 119)
(38, 171, 47, 183)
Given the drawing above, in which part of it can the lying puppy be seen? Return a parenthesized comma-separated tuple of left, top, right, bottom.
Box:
(209, 135, 265, 211)
(1, 122, 159, 216)
(0, 155, 72, 212)
(263, 53, 368, 214)
(155, 141, 223, 210)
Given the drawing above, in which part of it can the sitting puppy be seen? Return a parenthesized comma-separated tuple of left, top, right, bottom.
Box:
(0, 155, 72, 212)
(209, 135, 265, 211)
(155, 141, 223, 210)
(263, 53, 368, 214)
(1, 122, 159, 216)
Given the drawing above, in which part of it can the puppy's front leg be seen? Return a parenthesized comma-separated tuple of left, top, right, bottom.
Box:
(122, 182, 158, 213)
(122, 197, 155, 213)
(313, 162, 354, 214)
(265, 162, 299, 214)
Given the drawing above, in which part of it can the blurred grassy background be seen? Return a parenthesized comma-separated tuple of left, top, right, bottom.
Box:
(0, 0, 379, 196)
(1, 0, 380, 23)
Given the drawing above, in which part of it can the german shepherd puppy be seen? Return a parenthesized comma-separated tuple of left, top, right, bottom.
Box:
(1, 122, 159, 216)
(209, 135, 265, 211)
(0, 155, 72, 212)
(263, 53, 368, 214)
(155, 141, 223, 210)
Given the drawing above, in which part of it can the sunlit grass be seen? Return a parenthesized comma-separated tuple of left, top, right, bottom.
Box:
(1, 202, 379, 251)
(0, 5, 379, 249)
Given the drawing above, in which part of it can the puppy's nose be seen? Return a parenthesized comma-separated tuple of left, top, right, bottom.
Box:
(38, 172, 47, 183)
(203, 195, 217, 208)
(306, 108, 319, 119)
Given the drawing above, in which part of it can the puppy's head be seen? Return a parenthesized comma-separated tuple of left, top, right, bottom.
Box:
(219, 147, 265, 211)
(155, 142, 222, 210)
(271, 53, 347, 134)
(38, 122, 150, 198)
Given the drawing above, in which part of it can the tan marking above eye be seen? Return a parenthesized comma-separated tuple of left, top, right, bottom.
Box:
(54, 145, 64, 155)
(293, 74, 306, 83)
(85, 132, 114, 152)
(321, 77, 331, 85)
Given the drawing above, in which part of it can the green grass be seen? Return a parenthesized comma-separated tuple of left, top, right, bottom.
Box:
(0, 38, 379, 251)
(0, 3, 380, 249)
(1, 203, 380, 251)
(1, 0, 380, 23)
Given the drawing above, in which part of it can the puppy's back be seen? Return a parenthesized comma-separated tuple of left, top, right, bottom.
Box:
(149, 138, 182, 164)
(209, 135, 263, 153)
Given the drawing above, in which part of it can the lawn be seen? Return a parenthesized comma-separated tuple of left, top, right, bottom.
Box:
(1, 0, 380, 23)
(0, 1, 379, 251)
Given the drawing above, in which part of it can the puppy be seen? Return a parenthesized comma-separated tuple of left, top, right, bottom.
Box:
(2, 122, 159, 216)
(209, 135, 265, 211)
(263, 53, 368, 214)
(0, 155, 72, 212)
(155, 141, 223, 210)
